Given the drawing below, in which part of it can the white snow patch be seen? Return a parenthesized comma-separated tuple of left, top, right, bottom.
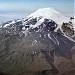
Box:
(31, 18, 45, 29)
(48, 33, 52, 40)
(3, 24, 10, 28)
(39, 34, 41, 37)
(53, 34, 59, 45)
(22, 26, 25, 30)
(3, 20, 16, 28)
(10, 20, 16, 24)
(71, 19, 75, 31)
(0, 25, 2, 28)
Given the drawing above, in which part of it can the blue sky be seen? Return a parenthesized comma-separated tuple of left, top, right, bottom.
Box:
(0, 0, 74, 22)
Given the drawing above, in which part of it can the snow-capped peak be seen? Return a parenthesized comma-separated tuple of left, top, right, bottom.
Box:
(27, 7, 69, 25)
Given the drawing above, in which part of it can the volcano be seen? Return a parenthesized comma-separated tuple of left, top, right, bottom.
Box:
(0, 8, 75, 75)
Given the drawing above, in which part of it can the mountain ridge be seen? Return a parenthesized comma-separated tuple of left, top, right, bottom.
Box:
(0, 7, 75, 75)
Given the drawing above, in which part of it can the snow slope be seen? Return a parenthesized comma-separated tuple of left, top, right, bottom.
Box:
(28, 8, 69, 25)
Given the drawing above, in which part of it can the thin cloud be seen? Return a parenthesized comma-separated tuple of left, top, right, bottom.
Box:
(0, 3, 36, 11)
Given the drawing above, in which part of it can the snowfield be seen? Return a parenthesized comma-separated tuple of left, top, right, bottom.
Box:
(28, 8, 69, 25)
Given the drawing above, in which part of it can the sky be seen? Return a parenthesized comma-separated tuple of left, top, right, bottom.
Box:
(0, 0, 74, 23)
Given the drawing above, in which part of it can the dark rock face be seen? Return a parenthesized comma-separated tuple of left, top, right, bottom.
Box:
(61, 22, 74, 37)
(0, 17, 75, 75)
